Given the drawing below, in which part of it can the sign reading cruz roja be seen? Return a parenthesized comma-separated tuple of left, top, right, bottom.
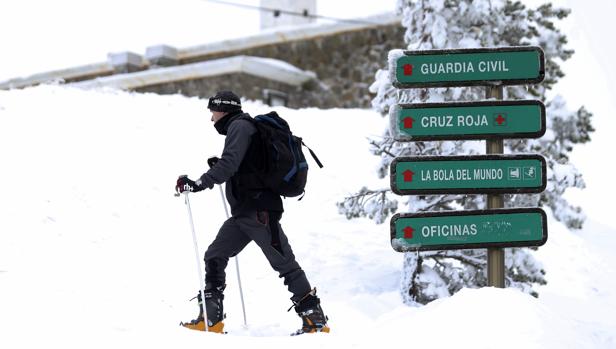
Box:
(390, 100, 546, 141)
(390, 208, 548, 252)
(391, 154, 546, 195)
(389, 46, 545, 88)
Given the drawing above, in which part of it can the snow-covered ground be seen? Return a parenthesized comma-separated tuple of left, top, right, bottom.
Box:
(0, 85, 614, 348)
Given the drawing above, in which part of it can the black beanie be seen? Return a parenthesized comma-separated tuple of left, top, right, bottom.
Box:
(208, 90, 242, 113)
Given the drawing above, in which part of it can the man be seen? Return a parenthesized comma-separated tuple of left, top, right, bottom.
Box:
(175, 90, 329, 335)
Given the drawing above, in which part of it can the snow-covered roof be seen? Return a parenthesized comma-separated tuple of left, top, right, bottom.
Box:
(0, 12, 398, 90)
(70, 56, 316, 90)
(178, 12, 399, 60)
(0, 62, 112, 90)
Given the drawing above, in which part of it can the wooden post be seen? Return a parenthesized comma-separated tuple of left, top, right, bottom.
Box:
(486, 85, 505, 288)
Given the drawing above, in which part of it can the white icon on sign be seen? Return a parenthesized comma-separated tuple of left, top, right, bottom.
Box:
(508, 167, 521, 180)
(523, 167, 536, 180)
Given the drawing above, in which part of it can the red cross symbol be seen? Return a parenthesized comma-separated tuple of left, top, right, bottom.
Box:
(495, 114, 506, 126)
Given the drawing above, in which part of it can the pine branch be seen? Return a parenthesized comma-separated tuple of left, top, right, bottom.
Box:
(337, 186, 398, 224)
(368, 139, 396, 158)
(342, 188, 391, 201)
(430, 251, 484, 269)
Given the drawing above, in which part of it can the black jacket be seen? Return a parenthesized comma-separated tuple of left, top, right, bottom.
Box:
(198, 111, 283, 216)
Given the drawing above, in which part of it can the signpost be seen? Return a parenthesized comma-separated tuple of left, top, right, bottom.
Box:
(390, 46, 545, 88)
(391, 208, 548, 252)
(391, 154, 547, 195)
(485, 85, 506, 287)
(390, 100, 546, 141)
(387, 46, 547, 289)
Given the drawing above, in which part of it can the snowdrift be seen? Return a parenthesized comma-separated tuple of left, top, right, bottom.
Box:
(0, 85, 613, 348)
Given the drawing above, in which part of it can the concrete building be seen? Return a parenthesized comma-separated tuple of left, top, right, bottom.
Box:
(0, 6, 403, 109)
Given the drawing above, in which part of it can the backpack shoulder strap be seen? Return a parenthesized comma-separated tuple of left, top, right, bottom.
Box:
(301, 141, 324, 168)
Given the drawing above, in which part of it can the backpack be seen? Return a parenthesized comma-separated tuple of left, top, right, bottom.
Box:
(246, 111, 323, 198)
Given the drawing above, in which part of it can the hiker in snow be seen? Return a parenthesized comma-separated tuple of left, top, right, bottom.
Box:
(175, 90, 329, 335)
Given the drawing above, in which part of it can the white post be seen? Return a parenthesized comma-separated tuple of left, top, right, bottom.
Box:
(260, 0, 316, 30)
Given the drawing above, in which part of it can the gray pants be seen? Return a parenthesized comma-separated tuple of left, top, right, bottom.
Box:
(204, 210, 311, 302)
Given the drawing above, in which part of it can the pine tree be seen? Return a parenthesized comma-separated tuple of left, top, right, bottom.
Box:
(337, 0, 594, 305)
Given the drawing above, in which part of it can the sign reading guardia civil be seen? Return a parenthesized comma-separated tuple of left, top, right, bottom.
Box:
(390, 46, 545, 88)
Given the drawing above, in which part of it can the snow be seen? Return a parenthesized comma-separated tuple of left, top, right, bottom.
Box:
(525, 0, 616, 227)
(70, 56, 316, 90)
(1, 0, 616, 347)
(0, 85, 615, 348)
(387, 49, 405, 85)
(388, 104, 402, 139)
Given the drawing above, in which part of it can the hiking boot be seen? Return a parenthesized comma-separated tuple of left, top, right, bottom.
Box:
(180, 285, 226, 333)
(290, 288, 330, 336)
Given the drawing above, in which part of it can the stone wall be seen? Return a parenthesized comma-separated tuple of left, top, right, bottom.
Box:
(137, 73, 326, 109)
(139, 23, 405, 109)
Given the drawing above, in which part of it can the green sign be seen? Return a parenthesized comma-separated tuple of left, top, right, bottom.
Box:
(390, 208, 548, 252)
(391, 154, 546, 195)
(390, 46, 545, 88)
(390, 100, 546, 141)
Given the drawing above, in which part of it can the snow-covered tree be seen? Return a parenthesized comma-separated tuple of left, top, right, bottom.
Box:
(337, 0, 594, 305)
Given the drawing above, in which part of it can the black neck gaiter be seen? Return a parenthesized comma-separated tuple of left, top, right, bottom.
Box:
(213, 110, 242, 135)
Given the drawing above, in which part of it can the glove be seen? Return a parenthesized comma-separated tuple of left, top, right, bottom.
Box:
(207, 156, 220, 169)
(175, 175, 204, 194)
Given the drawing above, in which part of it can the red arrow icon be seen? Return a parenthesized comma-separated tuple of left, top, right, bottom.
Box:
(403, 169, 415, 182)
(403, 64, 413, 76)
(403, 117, 415, 129)
(403, 226, 414, 239)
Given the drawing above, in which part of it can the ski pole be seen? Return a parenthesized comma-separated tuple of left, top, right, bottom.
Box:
(182, 191, 209, 332)
(218, 184, 248, 327)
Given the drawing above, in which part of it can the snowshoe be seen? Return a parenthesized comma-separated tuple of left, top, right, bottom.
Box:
(289, 288, 330, 336)
(180, 285, 226, 333)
